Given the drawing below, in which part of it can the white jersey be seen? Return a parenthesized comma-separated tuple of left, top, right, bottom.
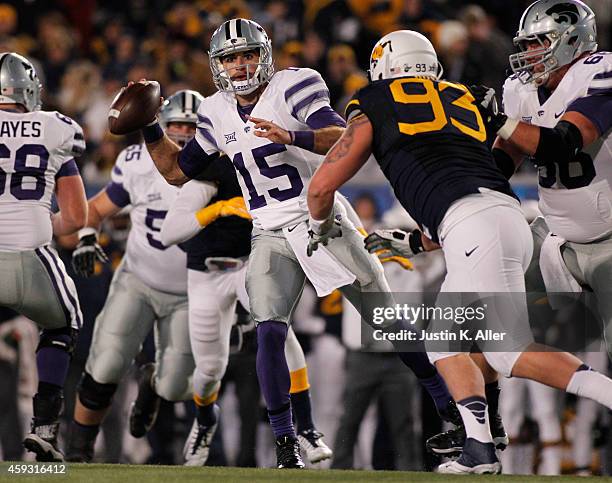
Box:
(0, 110, 85, 251)
(109, 144, 187, 294)
(195, 68, 332, 230)
(503, 52, 612, 242)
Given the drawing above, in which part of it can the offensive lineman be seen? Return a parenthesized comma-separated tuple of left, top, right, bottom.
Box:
(307, 29, 612, 474)
(0, 53, 87, 461)
(132, 19, 455, 468)
(64, 91, 199, 462)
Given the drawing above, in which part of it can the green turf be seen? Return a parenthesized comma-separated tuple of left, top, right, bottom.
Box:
(1, 464, 611, 483)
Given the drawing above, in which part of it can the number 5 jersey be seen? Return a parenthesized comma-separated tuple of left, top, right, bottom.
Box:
(503, 51, 612, 243)
(107, 143, 187, 294)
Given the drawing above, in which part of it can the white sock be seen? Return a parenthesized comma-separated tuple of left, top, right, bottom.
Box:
(566, 365, 612, 409)
(456, 396, 493, 444)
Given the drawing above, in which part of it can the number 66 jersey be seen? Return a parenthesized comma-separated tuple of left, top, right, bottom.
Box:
(345, 76, 516, 243)
(0, 110, 85, 251)
(502, 52, 612, 243)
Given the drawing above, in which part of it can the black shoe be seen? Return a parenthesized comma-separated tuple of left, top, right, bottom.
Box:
(275, 435, 305, 469)
(490, 411, 509, 450)
(23, 421, 64, 462)
(129, 363, 160, 438)
(427, 424, 466, 457)
(65, 422, 98, 463)
(427, 413, 508, 456)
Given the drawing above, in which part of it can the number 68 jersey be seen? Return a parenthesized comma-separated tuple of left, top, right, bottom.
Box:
(0, 110, 85, 251)
(193, 68, 332, 231)
(502, 52, 612, 243)
(345, 76, 515, 242)
(107, 143, 187, 294)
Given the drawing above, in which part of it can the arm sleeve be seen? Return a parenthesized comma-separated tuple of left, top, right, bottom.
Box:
(160, 180, 218, 246)
(178, 137, 221, 180)
(566, 92, 612, 136)
(335, 192, 363, 229)
(105, 148, 132, 207)
(284, 68, 333, 123)
(305, 106, 346, 129)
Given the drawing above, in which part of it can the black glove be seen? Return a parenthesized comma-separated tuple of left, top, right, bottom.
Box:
(72, 228, 110, 277)
(469, 85, 509, 134)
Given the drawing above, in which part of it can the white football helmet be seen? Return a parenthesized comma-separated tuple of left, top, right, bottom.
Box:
(368, 30, 443, 82)
(509, 0, 597, 84)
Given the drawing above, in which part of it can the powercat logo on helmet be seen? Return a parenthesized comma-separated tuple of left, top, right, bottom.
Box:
(545, 3, 581, 24)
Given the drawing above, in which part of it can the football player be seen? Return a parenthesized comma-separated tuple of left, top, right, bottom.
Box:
(131, 19, 455, 468)
(64, 91, 201, 462)
(160, 167, 333, 465)
(307, 29, 612, 474)
(0, 53, 87, 461)
(481, 0, 612, 355)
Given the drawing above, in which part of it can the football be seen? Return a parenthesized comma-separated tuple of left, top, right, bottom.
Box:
(108, 81, 161, 135)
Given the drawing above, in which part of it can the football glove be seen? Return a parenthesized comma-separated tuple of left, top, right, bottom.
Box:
(364, 229, 424, 259)
(378, 254, 414, 270)
(469, 85, 510, 134)
(307, 215, 342, 257)
(195, 197, 251, 228)
(72, 227, 110, 277)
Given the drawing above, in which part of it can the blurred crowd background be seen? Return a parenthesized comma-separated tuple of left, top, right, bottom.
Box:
(0, 0, 611, 475)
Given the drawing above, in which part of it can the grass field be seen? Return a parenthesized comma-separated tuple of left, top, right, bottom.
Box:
(1, 464, 612, 483)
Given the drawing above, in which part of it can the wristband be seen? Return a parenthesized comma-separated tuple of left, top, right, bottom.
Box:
(77, 227, 98, 239)
(290, 130, 315, 151)
(496, 117, 519, 140)
(408, 229, 425, 255)
(142, 121, 164, 144)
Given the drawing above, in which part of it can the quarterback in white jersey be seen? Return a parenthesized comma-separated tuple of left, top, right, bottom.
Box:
(135, 18, 454, 468)
(64, 91, 201, 463)
(0, 53, 88, 462)
(476, 0, 612, 362)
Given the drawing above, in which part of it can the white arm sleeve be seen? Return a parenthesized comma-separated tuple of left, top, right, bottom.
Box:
(160, 180, 218, 246)
(335, 192, 363, 229)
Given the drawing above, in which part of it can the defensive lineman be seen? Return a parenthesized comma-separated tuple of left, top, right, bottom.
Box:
(308, 29, 612, 474)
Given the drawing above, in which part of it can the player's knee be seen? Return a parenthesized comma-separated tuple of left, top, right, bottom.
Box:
(88, 344, 131, 383)
(37, 327, 78, 355)
(196, 356, 228, 383)
(77, 372, 117, 411)
(155, 374, 191, 402)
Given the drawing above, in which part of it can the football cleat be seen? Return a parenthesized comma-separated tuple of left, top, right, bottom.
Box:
(436, 438, 501, 474)
(183, 405, 219, 466)
(297, 428, 333, 463)
(23, 422, 64, 462)
(129, 363, 161, 438)
(276, 434, 305, 469)
(427, 414, 508, 457)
